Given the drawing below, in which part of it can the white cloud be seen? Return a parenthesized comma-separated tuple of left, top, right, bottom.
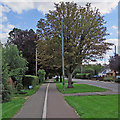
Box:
(34, 2, 55, 15)
(0, 32, 8, 43)
(93, 39, 119, 65)
(112, 25, 118, 30)
(91, 1, 118, 15)
(0, 24, 15, 44)
(105, 38, 118, 62)
(2, 16, 7, 22)
(2, 5, 10, 13)
(0, 4, 10, 23)
(110, 33, 112, 35)
(2, 2, 34, 14)
(0, 0, 119, 15)
(0, 0, 119, 45)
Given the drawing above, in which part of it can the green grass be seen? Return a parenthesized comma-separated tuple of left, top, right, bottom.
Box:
(2, 97, 25, 119)
(56, 83, 107, 94)
(65, 95, 119, 118)
(2, 84, 41, 119)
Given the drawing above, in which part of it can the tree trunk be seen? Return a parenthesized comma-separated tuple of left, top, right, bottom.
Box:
(67, 72, 74, 88)
(60, 74, 62, 82)
(56, 76, 59, 81)
(114, 70, 116, 82)
(45, 73, 48, 80)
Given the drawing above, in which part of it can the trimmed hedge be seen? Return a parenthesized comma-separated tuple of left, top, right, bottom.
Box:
(103, 77, 113, 82)
(115, 78, 120, 83)
(22, 75, 39, 89)
(38, 69, 46, 83)
(75, 73, 91, 79)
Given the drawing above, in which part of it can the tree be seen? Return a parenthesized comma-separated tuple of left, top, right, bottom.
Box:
(37, 37, 62, 79)
(8, 28, 39, 75)
(109, 54, 120, 78)
(37, 2, 112, 88)
(2, 44, 27, 87)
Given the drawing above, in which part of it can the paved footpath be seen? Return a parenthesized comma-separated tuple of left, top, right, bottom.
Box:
(47, 82, 79, 118)
(13, 83, 47, 118)
(13, 79, 79, 119)
(64, 90, 120, 96)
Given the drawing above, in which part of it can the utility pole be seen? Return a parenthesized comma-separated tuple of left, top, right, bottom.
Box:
(61, 20, 65, 91)
(114, 45, 116, 56)
(36, 48, 37, 76)
(114, 45, 116, 81)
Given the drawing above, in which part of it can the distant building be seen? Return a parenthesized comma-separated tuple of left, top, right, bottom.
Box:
(98, 65, 119, 78)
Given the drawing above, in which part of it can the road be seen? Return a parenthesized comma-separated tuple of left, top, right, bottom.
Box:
(72, 78, 119, 93)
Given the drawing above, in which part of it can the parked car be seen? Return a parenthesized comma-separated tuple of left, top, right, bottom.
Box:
(92, 75, 99, 80)
(116, 76, 120, 79)
(115, 76, 120, 83)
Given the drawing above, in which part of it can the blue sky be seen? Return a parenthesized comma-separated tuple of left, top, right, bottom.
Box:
(5, 9, 45, 31)
(0, 0, 119, 64)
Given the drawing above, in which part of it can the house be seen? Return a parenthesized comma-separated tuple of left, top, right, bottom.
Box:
(98, 65, 120, 78)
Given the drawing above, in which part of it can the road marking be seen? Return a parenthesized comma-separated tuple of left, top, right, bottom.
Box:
(42, 83, 50, 119)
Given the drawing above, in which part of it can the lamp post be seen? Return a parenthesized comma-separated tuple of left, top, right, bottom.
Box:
(36, 48, 37, 76)
(114, 45, 116, 81)
(61, 20, 65, 91)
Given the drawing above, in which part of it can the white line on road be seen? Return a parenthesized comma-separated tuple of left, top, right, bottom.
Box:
(42, 83, 50, 119)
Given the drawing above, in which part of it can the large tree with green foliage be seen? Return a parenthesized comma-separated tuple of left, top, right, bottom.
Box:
(37, 2, 112, 88)
(8, 28, 38, 75)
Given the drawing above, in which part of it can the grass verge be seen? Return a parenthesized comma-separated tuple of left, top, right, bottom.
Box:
(56, 83, 107, 94)
(64, 95, 119, 118)
(54, 79, 76, 83)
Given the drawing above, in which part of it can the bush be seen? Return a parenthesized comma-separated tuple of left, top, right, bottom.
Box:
(103, 77, 113, 82)
(115, 78, 120, 83)
(2, 84, 12, 102)
(2, 44, 27, 88)
(16, 83, 23, 91)
(38, 69, 46, 83)
(75, 73, 91, 79)
(22, 75, 39, 89)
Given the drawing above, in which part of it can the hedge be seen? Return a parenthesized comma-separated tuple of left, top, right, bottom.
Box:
(75, 73, 91, 79)
(103, 77, 113, 82)
(22, 75, 39, 89)
(38, 69, 46, 83)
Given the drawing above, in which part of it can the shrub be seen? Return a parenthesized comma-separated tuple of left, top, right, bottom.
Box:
(2, 44, 27, 88)
(75, 73, 91, 79)
(22, 75, 39, 89)
(16, 83, 23, 91)
(115, 78, 120, 83)
(103, 77, 113, 82)
(2, 61, 13, 102)
(38, 69, 46, 83)
(2, 84, 12, 102)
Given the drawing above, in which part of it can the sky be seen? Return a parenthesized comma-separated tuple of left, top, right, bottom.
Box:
(0, 0, 120, 65)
